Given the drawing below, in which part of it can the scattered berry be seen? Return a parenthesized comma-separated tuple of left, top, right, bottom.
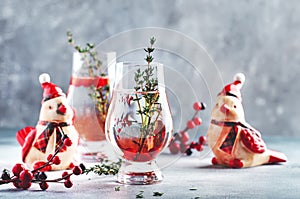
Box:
(72, 166, 82, 176)
(180, 143, 189, 153)
(64, 180, 73, 188)
(199, 136, 207, 145)
(195, 144, 204, 152)
(187, 120, 195, 129)
(180, 131, 189, 143)
(64, 138, 72, 147)
(193, 102, 203, 111)
(169, 142, 180, 154)
(19, 170, 33, 182)
(193, 117, 202, 126)
(39, 182, 49, 190)
(20, 181, 32, 189)
(62, 171, 70, 180)
(69, 162, 75, 169)
(189, 141, 198, 149)
(33, 162, 52, 172)
(47, 154, 53, 162)
(13, 181, 21, 189)
(52, 156, 61, 165)
(0, 130, 86, 191)
(168, 102, 206, 156)
(12, 163, 25, 177)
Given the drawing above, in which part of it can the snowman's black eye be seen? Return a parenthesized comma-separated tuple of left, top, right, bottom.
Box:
(233, 105, 237, 108)
(49, 106, 52, 109)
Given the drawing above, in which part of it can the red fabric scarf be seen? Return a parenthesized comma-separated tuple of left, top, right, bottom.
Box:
(34, 121, 69, 153)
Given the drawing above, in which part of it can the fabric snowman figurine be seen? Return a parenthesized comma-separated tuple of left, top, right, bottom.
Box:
(16, 73, 79, 170)
(206, 73, 287, 168)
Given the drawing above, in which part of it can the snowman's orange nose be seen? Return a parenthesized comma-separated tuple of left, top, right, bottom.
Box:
(57, 104, 67, 115)
(220, 104, 230, 114)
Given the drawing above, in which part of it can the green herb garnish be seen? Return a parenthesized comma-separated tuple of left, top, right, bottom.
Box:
(153, 191, 164, 196)
(83, 159, 121, 176)
(136, 190, 144, 198)
(133, 37, 161, 157)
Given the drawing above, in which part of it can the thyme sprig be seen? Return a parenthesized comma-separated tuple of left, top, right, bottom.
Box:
(67, 31, 104, 76)
(83, 159, 121, 176)
(132, 37, 161, 157)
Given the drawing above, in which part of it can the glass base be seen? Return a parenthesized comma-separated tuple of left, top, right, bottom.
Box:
(117, 160, 163, 185)
(77, 152, 108, 163)
(76, 140, 109, 163)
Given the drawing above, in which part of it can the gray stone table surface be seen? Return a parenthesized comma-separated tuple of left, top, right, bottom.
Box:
(0, 128, 299, 199)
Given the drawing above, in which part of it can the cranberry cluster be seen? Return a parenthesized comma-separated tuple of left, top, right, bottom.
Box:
(168, 102, 207, 156)
(0, 136, 84, 190)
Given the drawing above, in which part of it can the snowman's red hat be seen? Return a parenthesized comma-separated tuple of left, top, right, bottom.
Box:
(39, 73, 65, 103)
(218, 73, 245, 101)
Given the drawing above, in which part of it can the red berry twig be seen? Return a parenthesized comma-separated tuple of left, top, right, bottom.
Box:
(0, 135, 84, 190)
(168, 102, 207, 156)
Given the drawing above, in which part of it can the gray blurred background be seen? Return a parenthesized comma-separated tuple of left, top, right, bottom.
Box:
(0, 0, 299, 137)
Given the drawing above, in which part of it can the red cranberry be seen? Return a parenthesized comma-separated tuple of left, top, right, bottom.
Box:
(187, 120, 195, 129)
(193, 102, 202, 111)
(199, 136, 207, 145)
(195, 144, 204, 151)
(180, 131, 189, 143)
(169, 142, 180, 154)
(52, 156, 61, 165)
(64, 180, 73, 188)
(39, 182, 49, 190)
(19, 170, 33, 182)
(20, 181, 32, 189)
(47, 154, 53, 161)
(193, 117, 202, 126)
(12, 163, 25, 177)
(64, 138, 72, 147)
(72, 166, 82, 176)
